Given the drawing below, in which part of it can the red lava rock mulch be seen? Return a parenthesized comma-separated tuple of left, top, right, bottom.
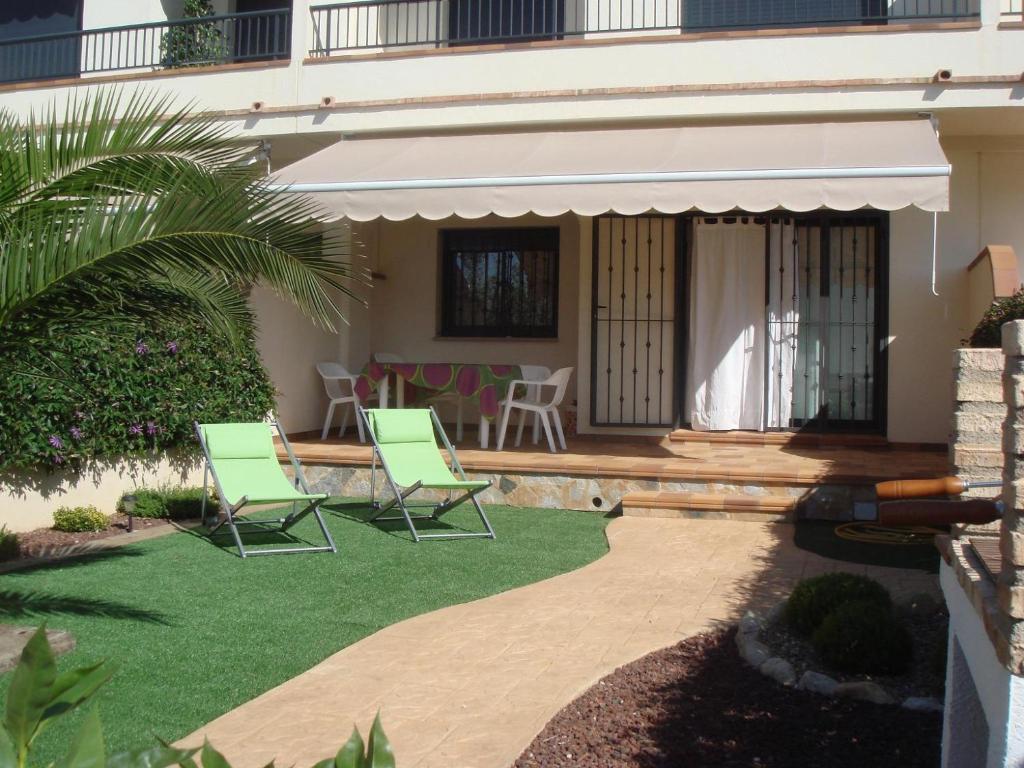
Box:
(13, 515, 173, 560)
(515, 629, 941, 768)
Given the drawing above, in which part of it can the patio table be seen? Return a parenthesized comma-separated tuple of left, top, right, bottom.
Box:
(354, 362, 523, 448)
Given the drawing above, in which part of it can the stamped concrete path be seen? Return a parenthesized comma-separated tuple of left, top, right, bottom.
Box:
(182, 517, 939, 768)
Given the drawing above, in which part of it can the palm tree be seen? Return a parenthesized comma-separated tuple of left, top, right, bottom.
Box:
(0, 89, 361, 350)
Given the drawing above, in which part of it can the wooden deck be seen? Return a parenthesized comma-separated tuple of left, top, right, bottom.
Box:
(281, 431, 947, 487)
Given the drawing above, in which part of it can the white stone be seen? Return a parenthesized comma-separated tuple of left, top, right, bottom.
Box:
(760, 657, 797, 686)
(798, 670, 839, 697)
(1001, 320, 1024, 358)
(834, 681, 896, 705)
(902, 696, 945, 713)
(738, 637, 771, 669)
(738, 612, 761, 637)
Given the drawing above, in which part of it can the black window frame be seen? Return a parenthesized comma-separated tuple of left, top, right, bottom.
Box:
(439, 227, 560, 339)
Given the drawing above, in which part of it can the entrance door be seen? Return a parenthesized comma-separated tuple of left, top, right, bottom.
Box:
(777, 215, 888, 432)
(681, 213, 887, 434)
(590, 216, 677, 427)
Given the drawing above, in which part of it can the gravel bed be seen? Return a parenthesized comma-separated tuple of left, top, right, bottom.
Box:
(515, 629, 942, 768)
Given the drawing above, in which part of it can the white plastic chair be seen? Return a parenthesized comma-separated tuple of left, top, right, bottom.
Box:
(496, 367, 573, 453)
(317, 362, 375, 442)
(373, 352, 465, 441)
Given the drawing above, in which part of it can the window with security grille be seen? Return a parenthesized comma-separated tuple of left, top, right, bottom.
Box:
(440, 228, 559, 338)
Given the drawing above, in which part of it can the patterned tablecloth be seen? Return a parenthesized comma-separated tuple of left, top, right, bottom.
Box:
(354, 362, 523, 420)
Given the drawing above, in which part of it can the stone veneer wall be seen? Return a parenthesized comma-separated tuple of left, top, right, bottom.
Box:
(952, 348, 1005, 537)
(997, 322, 1024, 672)
(952, 348, 1005, 499)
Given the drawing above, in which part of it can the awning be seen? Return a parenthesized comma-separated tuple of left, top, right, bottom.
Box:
(269, 120, 950, 221)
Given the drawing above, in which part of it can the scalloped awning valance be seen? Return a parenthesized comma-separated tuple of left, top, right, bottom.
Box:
(269, 119, 950, 221)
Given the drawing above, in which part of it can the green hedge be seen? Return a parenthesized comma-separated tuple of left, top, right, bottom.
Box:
(969, 287, 1024, 348)
(118, 487, 215, 520)
(0, 318, 276, 471)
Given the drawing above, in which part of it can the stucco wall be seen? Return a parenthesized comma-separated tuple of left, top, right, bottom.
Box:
(0, 455, 203, 533)
(887, 139, 1024, 444)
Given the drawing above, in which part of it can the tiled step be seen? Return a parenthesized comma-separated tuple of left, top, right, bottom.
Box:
(621, 490, 798, 523)
(669, 429, 890, 449)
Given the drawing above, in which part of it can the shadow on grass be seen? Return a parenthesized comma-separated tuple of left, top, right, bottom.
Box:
(0, 589, 170, 624)
(323, 500, 488, 542)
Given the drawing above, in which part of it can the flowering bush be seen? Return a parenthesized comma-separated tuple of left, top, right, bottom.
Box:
(0, 318, 276, 471)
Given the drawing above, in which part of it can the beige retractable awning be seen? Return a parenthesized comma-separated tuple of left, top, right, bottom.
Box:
(270, 120, 950, 221)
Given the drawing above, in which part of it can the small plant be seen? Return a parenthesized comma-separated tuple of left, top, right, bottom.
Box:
(785, 572, 891, 637)
(811, 599, 913, 675)
(2, 625, 397, 768)
(118, 486, 216, 519)
(969, 286, 1024, 347)
(160, 0, 226, 68)
(52, 505, 109, 533)
(0, 525, 20, 562)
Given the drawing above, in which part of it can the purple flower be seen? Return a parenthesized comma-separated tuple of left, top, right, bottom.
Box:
(145, 421, 159, 436)
(128, 423, 143, 436)
(69, 426, 83, 440)
(165, 340, 180, 355)
(135, 341, 149, 355)
(52, 454, 65, 465)
(74, 410, 86, 421)
(48, 435, 64, 450)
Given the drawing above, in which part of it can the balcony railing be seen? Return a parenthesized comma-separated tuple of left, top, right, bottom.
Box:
(309, 0, 979, 54)
(0, 9, 291, 86)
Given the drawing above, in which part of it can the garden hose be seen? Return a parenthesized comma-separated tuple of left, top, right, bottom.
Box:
(834, 522, 946, 546)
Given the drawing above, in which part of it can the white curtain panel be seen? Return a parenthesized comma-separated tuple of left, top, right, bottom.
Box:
(686, 220, 767, 431)
(766, 220, 800, 429)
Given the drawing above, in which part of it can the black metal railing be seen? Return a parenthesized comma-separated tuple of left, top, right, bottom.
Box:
(0, 9, 291, 85)
(309, 0, 978, 54)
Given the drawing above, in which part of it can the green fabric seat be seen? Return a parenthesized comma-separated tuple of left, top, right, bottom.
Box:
(195, 421, 335, 558)
(361, 408, 495, 542)
(201, 423, 326, 506)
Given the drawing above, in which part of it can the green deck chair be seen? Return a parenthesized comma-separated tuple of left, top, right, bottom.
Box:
(194, 421, 337, 558)
(359, 407, 495, 542)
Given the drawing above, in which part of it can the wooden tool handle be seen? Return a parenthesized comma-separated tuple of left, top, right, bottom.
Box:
(875, 477, 968, 500)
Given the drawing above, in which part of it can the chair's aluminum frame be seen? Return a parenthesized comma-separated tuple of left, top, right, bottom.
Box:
(358, 406, 496, 542)
(194, 420, 338, 558)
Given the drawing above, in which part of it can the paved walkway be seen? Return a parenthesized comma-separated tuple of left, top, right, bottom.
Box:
(182, 518, 940, 768)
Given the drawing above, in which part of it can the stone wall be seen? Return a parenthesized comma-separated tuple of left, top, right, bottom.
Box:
(997, 322, 1024, 673)
(952, 348, 1005, 499)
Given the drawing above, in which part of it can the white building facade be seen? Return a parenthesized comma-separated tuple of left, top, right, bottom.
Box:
(3, 0, 1024, 443)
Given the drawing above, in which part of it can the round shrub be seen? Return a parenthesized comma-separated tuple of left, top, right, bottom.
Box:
(52, 505, 110, 533)
(785, 572, 892, 637)
(117, 490, 166, 519)
(0, 525, 20, 562)
(811, 599, 912, 675)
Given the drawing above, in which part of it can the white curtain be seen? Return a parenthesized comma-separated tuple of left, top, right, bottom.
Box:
(686, 221, 766, 431)
(766, 220, 800, 429)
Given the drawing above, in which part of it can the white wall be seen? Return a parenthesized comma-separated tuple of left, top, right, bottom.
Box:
(940, 560, 1024, 767)
(0, 455, 203, 533)
(888, 138, 1024, 444)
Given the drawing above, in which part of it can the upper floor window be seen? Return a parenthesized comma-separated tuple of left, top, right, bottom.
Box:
(448, 0, 565, 45)
(440, 228, 559, 338)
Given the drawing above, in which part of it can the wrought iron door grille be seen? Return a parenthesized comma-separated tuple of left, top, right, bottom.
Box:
(590, 215, 678, 428)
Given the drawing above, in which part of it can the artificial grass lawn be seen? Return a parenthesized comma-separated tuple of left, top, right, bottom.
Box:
(0, 500, 610, 764)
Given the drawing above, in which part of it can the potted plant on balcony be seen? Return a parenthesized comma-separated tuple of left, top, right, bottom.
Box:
(160, 0, 226, 69)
